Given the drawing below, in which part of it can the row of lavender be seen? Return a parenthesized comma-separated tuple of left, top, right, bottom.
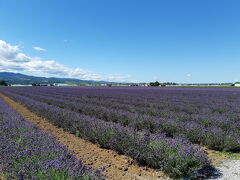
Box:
(0, 97, 103, 180)
(0, 88, 210, 179)
(6, 87, 240, 152)
(11, 87, 240, 128)
(29, 87, 240, 128)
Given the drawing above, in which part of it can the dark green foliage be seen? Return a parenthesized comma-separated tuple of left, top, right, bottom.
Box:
(0, 80, 8, 86)
(149, 81, 160, 87)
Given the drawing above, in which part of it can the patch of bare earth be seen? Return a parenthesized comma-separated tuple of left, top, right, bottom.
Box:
(205, 148, 230, 164)
(204, 147, 240, 163)
(0, 94, 169, 180)
(0, 174, 5, 180)
(0, 169, 5, 180)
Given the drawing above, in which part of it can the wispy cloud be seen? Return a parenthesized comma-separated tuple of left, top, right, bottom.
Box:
(186, 74, 191, 77)
(0, 40, 131, 82)
(33, 46, 46, 51)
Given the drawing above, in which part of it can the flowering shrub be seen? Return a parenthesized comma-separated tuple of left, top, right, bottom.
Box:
(0, 98, 103, 180)
(1, 89, 211, 179)
(5, 87, 240, 151)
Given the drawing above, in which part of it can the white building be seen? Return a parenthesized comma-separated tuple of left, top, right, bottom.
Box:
(11, 84, 32, 87)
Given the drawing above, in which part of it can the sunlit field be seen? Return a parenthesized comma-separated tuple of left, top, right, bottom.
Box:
(1, 86, 240, 179)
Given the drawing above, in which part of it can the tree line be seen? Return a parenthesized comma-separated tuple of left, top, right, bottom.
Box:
(0, 80, 8, 86)
(149, 81, 177, 87)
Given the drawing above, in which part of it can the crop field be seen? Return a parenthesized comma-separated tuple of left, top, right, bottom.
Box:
(0, 96, 103, 180)
(1, 86, 240, 179)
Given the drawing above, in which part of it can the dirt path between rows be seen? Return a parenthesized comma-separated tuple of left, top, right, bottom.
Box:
(0, 94, 169, 180)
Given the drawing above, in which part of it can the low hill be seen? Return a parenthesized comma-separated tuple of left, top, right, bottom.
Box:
(0, 72, 115, 85)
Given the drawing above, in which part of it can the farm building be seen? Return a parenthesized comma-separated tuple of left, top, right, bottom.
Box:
(234, 82, 240, 87)
(11, 84, 32, 87)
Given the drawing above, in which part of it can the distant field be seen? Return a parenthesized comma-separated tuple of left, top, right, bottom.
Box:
(1, 86, 240, 179)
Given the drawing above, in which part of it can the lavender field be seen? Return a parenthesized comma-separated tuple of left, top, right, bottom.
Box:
(1, 86, 240, 179)
(0, 96, 103, 180)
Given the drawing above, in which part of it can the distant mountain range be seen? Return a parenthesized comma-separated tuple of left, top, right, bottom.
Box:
(1, 72, 232, 86)
(0, 72, 121, 85)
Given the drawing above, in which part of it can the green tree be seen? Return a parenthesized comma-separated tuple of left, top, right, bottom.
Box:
(150, 81, 160, 87)
(0, 80, 8, 86)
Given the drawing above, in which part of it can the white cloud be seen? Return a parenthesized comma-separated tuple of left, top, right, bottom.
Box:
(0, 40, 131, 82)
(104, 74, 132, 82)
(33, 46, 46, 51)
(186, 74, 191, 77)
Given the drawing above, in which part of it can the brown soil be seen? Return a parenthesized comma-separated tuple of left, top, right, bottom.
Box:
(0, 94, 169, 180)
(0, 169, 5, 180)
(0, 173, 5, 180)
(205, 147, 240, 164)
(206, 149, 229, 163)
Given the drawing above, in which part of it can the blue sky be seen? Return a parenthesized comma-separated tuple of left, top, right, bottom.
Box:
(0, 0, 240, 83)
